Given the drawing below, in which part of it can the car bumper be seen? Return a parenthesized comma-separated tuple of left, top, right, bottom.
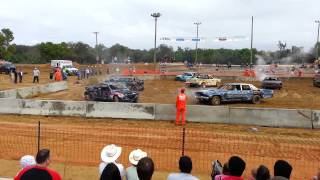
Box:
(120, 96, 139, 102)
(314, 81, 320, 87)
(186, 82, 198, 86)
(262, 84, 282, 89)
(262, 94, 273, 98)
(195, 95, 210, 100)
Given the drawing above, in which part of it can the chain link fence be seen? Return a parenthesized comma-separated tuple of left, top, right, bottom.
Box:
(0, 121, 319, 179)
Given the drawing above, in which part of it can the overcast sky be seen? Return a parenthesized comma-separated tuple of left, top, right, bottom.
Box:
(1, 0, 319, 51)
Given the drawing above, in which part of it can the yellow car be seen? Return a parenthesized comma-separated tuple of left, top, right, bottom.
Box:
(186, 74, 222, 88)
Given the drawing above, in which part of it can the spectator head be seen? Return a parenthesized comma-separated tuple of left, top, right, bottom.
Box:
(179, 156, 192, 173)
(180, 88, 185, 93)
(222, 162, 230, 175)
(20, 155, 36, 168)
(255, 165, 270, 180)
(274, 160, 292, 179)
(100, 163, 121, 180)
(313, 171, 320, 180)
(228, 156, 246, 177)
(129, 149, 147, 166)
(137, 157, 154, 180)
(101, 144, 122, 163)
(36, 149, 51, 166)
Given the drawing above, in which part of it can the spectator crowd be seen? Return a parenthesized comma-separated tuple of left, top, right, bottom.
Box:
(12, 144, 320, 180)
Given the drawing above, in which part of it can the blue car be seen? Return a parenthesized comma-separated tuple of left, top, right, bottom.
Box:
(175, 72, 197, 82)
(195, 83, 273, 105)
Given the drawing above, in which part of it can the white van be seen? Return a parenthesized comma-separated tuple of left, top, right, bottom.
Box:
(51, 60, 78, 75)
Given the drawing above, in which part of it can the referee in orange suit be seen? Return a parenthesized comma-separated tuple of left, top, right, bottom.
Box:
(176, 88, 187, 125)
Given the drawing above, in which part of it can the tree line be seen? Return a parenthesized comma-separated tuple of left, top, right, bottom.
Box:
(1, 28, 319, 65)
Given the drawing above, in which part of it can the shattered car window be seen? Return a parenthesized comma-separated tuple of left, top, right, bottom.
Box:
(109, 84, 126, 90)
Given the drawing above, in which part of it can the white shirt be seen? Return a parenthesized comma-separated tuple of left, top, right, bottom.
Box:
(99, 162, 126, 178)
(33, 69, 40, 77)
(167, 173, 199, 180)
(126, 165, 139, 180)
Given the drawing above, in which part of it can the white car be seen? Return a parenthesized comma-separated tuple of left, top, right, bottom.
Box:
(63, 65, 78, 75)
(186, 74, 221, 88)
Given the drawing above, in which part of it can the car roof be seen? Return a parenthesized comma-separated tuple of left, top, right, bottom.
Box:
(224, 83, 253, 86)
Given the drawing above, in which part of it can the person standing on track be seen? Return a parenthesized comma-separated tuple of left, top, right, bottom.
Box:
(33, 67, 40, 83)
(176, 88, 187, 125)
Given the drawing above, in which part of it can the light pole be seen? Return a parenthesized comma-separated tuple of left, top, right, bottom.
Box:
(194, 22, 201, 67)
(93, 32, 99, 64)
(316, 20, 320, 60)
(151, 12, 161, 72)
(250, 16, 254, 68)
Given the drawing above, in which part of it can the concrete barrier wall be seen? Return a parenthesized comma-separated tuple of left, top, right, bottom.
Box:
(20, 99, 87, 117)
(229, 107, 313, 128)
(86, 101, 155, 119)
(0, 81, 68, 99)
(0, 98, 317, 128)
(155, 104, 228, 123)
(0, 98, 23, 114)
(312, 110, 320, 129)
(0, 89, 18, 99)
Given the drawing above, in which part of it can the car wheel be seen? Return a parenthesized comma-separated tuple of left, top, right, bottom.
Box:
(113, 96, 120, 102)
(84, 94, 89, 100)
(252, 95, 261, 104)
(201, 82, 206, 88)
(86, 94, 94, 101)
(131, 86, 138, 91)
(211, 96, 221, 105)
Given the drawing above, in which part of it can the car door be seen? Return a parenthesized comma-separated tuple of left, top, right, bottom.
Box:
(240, 85, 252, 101)
(100, 87, 110, 101)
(225, 85, 242, 101)
(105, 86, 113, 101)
(207, 76, 217, 86)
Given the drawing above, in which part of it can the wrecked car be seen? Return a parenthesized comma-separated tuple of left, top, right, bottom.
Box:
(186, 74, 221, 88)
(84, 82, 139, 103)
(107, 77, 144, 91)
(195, 83, 273, 105)
(261, 77, 282, 90)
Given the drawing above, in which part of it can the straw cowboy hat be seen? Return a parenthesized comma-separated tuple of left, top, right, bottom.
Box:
(129, 149, 147, 165)
(101, 144, 122, 163)
(20, 155, 36, 168)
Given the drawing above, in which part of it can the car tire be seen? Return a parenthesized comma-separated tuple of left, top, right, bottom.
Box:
(211, 96, 221, 105)
(131, 86, 138, 91)
(85, 94, 93, 101)
(252, 95, 261, 104)
(113, 96, 120, 102)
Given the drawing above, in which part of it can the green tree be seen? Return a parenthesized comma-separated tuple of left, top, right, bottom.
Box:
(39, 42, 73, 62)
(0, 28, 16, 59)
(69, 42, 96, 64)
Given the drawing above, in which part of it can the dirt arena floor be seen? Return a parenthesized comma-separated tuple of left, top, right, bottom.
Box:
(1, 63, 320, 179)
(2, 63, 319, 110)
(0, 115, 319, 180)
(31, 77, 320, 109)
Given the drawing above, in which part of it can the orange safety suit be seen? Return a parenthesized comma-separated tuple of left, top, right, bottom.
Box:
(176, 92, 187, 125)
(55, 69, 62, 81)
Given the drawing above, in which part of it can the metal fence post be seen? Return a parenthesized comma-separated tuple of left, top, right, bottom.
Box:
(182, 127, 185, 156)
(37, 121, 40, 152)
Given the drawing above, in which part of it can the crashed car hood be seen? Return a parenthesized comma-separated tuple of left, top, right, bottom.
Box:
(114, 88, 138, 94)
(66, 67, 78, 71)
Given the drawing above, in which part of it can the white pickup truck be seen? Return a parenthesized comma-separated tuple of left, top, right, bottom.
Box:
(51, 60, 78, 75)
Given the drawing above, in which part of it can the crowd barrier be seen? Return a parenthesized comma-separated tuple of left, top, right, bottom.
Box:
(0, 98, 318, 129)
(0, 81, 68, 99)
